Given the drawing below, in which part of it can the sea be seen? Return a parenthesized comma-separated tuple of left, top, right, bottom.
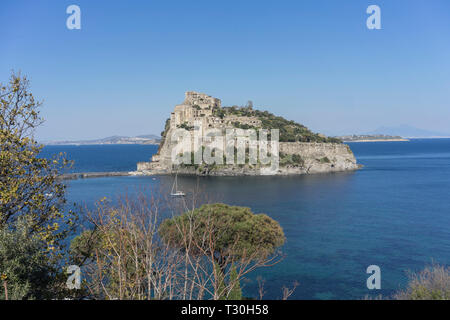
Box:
(40, 139, 450, 299)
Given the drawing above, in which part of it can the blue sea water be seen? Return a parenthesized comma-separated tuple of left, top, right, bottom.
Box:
(41, 144, 159, 173)
(41, 139, 450, 299)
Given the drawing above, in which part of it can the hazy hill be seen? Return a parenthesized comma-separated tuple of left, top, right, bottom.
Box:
(44, 134, 161, 145)
(368, 125, 450, 138)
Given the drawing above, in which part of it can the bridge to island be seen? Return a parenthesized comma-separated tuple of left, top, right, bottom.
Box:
(58, 171, 133, 180)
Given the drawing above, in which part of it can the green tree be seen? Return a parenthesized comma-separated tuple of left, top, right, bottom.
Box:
(228, 264, 242, 300)
(159, 203, 285, 271)
(212, 262, 242, 300)
(0, 217, 57, 299)
(0, 72, 77, 299)
(214, 261, 227, 300)
(159, 203, 284, 299)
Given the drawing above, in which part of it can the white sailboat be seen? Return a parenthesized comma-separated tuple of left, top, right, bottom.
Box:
(170, 171, 185, 197)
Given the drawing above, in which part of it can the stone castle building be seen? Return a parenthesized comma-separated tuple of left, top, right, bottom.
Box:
(170, 91, 261, 131)
(170, 92, 220, 129)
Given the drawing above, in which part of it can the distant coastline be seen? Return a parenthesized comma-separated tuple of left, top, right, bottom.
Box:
(336, 134, 409, 143)
(345, 138, 409, 143)
(43, 134, 161, 146)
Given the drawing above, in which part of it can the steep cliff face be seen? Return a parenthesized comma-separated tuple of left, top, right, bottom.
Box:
(136, 92, 359, 176)
(278, 142, 358, 174)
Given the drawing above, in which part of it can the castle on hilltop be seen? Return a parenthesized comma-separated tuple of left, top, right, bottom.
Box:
(170, 91, 261, 131)
(170, 92, 220, 129)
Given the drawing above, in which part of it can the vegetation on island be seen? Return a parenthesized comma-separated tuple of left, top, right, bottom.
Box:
(176, 122, 195, 131)
(213, 104, 342, 143)
(279, 153, 305, 167)
(157, 117, 171, 154)
(159, 103, 342, 148)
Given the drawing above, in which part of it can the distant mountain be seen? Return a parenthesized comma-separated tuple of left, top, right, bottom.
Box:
(367, 125, 450, 138)
(44, 134, 161, 145)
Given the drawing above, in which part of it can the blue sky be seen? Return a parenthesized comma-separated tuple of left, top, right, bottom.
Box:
(1, 0, 449, 140)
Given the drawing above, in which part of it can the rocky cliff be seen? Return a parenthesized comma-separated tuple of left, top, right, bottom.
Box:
(136, 92, 359, 176)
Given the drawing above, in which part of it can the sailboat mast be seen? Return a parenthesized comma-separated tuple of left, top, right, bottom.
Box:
(175, 172, 178, 192)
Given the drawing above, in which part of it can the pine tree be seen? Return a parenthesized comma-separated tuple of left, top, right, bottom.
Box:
(214, 261, 227, 300)
(228, 264, 242, 300)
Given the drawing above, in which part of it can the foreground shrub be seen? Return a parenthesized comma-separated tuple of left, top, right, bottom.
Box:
(0, 218, 59, 299)
(72, 198, 285, 300)
(394, 264, 450, 300)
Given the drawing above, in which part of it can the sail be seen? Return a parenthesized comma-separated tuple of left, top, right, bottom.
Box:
(171, 170, 185, 196)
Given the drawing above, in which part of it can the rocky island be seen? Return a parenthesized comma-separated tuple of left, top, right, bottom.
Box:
(136, 92, 359, 176)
